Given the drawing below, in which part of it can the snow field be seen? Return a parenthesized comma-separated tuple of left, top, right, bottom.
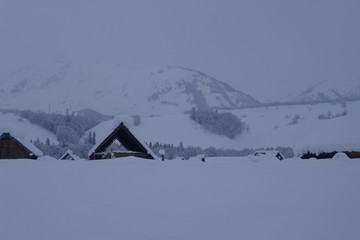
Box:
(0, 156, 359, 240)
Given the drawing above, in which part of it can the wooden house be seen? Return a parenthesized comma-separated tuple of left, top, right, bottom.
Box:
(300, 151, 360, 159)
(88, 122, 155, 160)
(0, 132, 43, 160)
(59, 150, 80, 160)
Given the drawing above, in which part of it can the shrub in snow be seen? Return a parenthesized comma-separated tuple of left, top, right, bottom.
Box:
(318, 110, 347, 120)
(335, 110, 347, 118)
(132, 115, 141, 126)
(288, 114, 300, 125)
(318, 114, 327, 120)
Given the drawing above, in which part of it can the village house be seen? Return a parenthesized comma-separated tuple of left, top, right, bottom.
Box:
(88, 122, 155, 160)
(0, 132, 43, 160)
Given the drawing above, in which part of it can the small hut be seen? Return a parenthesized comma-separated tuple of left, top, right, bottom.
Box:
(88, 122, 155, 160)
(299, 144, 360, 159)
(301, 151, 360, 159)
(0, 132, 43, 160)
(253, 150, 285, 160)
(59, 150, 80, 160)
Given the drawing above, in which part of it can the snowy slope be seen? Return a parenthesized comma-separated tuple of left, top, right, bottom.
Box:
(0, 112, 58, 145)
(0, 57, 260, 115)
(232, 101, 360, 155)
(279, 79, 360, 104)
(88, 100, 360, 155)
(0, 157, 359, 240)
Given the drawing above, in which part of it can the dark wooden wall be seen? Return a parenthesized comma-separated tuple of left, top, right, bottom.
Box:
(344, 151, 360, 159)
(89, 151, 153, 160)
(301, 151, 360, 159)
(0, 135, 37, 160)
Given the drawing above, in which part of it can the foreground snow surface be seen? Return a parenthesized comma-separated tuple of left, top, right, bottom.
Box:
(1, 157, 359, 240)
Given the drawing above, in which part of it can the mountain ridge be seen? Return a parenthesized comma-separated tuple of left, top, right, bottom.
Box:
(0, 58, 260, 115)
(277, 79, 360, 105)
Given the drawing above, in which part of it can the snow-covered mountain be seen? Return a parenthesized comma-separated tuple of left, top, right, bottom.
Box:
(279, 80, 360, 104)
(0, 57, 260, 115)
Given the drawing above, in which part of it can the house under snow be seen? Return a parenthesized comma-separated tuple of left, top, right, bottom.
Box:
(0, 132, 43, 160)
(88, 122, 155, 160)
(298, 144, 360, 159)
(59, 150, 80, 160)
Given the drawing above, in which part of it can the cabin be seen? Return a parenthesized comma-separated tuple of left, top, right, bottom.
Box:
(59, 150, 80, 160)
(0, 132, 43, 160)
(301, 151, 360, 159)
(253, 150, 285, 160)
(88, 122, 155, 160)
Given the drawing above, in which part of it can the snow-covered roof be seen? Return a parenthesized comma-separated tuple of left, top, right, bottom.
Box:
(0, 132, 43, 157)
(254, 150, 284, 156)
(59, 150, 80, 160)
(87, 115, 156, 159)
(253, 150, 285, 160)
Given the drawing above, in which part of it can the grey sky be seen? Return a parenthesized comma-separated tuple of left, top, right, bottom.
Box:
(1, 0, 359, 101)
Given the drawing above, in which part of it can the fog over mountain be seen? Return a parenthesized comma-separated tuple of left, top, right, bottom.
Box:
(1, 0, 359, 102)
(0, 58, 260, 115)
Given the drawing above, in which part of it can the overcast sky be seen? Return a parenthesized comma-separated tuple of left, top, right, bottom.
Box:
(1, 0, 359, 101)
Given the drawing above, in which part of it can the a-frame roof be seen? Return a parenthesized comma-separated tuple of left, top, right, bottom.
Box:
(59, 150, 80, 160)
(0, 132, 43, 159)
(88, 122, 154, 159)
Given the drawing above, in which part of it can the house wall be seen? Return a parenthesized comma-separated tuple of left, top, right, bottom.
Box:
(0, 135, 37, 159)
(344, 152, 360, 159)
(301, 151, 360, 159)
(89, 152, 153, 160)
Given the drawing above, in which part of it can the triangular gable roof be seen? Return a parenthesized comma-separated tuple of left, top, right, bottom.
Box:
(0, 132, 43, 159)
(88, 122, 155, 159)
(59, 150, 80, 160)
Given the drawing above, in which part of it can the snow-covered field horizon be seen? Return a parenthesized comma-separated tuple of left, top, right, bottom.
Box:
(1, 156, 359, 240)
(2, 100, 360, 159)
(90, 100, 360, 156)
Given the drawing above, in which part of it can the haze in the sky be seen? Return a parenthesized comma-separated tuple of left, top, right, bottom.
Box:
(0, 0, 359, 101)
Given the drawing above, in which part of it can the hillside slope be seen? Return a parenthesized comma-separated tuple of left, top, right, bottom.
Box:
(0, 112, 58, 145)
(0, 58, 260, 115)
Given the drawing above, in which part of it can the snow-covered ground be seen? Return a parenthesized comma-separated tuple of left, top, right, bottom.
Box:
(232, 101, 360, 154)
(0, 156, 359, 240)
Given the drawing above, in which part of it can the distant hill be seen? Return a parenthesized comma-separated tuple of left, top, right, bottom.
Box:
(0, 57, 260, 115)
(278, 80, 360, 105)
